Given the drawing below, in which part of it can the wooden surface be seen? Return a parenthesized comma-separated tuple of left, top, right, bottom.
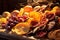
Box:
(0, 32, 32, 40)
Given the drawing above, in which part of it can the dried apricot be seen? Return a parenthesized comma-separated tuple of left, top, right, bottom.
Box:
(0, 18, 7, 24)
(3, 11, 11, 19)
(12, 18, 33, 35)
(24, 5, 33, 12)
(29, 11, 42, 22)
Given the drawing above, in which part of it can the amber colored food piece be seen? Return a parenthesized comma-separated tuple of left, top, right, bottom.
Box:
(0, 18, 7, 28)
(2, 11, 11, 19)
(11, 10, 20, 16)
(24, 5, 33, 12)
(34, 6, 41, 12)
(39, 17, 48, 27)
(53, 29, 60, 40)
(45, 10, 55, 15)
(11, 10, 20, 20)
(55, 10, 60, 16)
(12, 18, 33, 35)
(29, 11, 43, 22)
(51, 6, 59, 12)
(48, 29, 60, 40)
(51, 6, 60, 16)
(48, 31, 54, 39)
(0, 29, 6, 32)
(55, 9, 60, 16)
(52, 6, 59, 10)
(18, 8, 24, 17)
(45, 10, 55, 20)
(33, 14, 48, 27)
(0, 18, 7, 24)
(58, 17, 60, 24)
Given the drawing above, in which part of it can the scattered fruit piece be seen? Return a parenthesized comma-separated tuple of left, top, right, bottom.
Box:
(18, 8, 24, 16)
(48, 29, 60, 40)
(51, 6, 59, 13)
(34, 6, 41, 12)
(24, 5, 33, 12)
(48, 21, 55, 30)
(37, 31, 47, 37)
(12, 18, 33, 35)
(45, 11, 55, 20)
(2, 11, 11, 19)
(0, 18, 7, 24)
(11, 10, 20, 16)
(29, 11, 42, 22)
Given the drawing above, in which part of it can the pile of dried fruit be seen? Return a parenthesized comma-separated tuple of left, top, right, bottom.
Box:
(0, 5, 60, 40)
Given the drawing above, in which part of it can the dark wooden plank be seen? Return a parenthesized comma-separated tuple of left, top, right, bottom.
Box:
(0, 32, 32, 40)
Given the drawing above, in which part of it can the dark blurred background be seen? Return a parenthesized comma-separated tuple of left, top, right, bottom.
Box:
(0, 0, 27, 14)
(0, 0, 60, 15)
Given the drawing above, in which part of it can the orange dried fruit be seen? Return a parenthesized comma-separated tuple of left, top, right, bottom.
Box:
(2, 11, 11, 19)
(12, 18, 33, 35)
(24, 5, 33, 12)
(0, 18, 7, 24)
(18, 8, 24, 17)
(51, 6, 60, 13)
(29, 11, 42, 22)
